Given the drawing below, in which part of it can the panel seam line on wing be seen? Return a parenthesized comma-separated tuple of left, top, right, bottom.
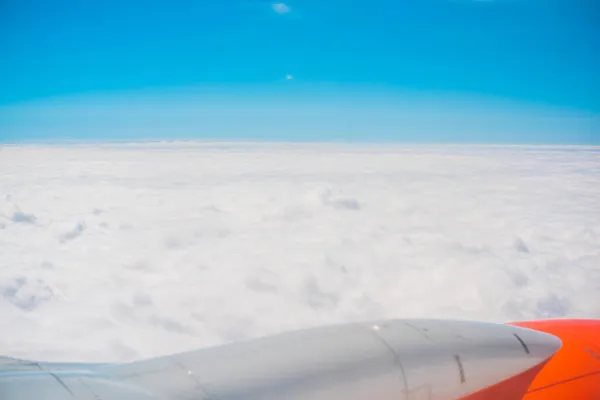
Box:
(526, 370, 600, 393)
(171, 357, 214, 400)
(369, 328, 409, 400)
(49, 372, 75, 397)
(513, 333, 530, 355)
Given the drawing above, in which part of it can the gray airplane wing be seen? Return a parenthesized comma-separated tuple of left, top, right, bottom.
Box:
(0, 319, 561, 400)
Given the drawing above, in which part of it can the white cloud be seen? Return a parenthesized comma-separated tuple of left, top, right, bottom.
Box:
(285, 74, 294, 80)
(272, 2, 291, 14)
(0, 144, 599, 362)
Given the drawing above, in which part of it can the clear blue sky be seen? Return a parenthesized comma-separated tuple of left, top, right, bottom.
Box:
(1, 0, 598, 144)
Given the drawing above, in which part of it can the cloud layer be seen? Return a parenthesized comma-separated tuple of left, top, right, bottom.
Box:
(1, 143, 599, 363)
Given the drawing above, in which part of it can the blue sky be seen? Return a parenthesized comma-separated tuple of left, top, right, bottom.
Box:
(0, 0, 598, 144)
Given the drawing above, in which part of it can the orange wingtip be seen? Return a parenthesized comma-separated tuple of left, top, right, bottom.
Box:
(458, 361, 549, 400)
(510, 319, 600, 399)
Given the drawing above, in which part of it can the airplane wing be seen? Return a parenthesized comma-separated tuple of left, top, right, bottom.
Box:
(0, 356, 156, 399)
(0, 318, 596, 400)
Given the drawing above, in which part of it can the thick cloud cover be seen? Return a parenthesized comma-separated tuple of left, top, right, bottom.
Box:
(1, 143, 599, 362)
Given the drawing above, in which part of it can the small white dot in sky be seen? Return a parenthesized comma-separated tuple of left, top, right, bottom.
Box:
(272, 3, 291, 14)
(285, 74, 294, 80)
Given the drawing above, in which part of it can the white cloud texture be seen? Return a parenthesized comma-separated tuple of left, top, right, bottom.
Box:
(272, 2, 291, 14)
(1, 143, 599, 363)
